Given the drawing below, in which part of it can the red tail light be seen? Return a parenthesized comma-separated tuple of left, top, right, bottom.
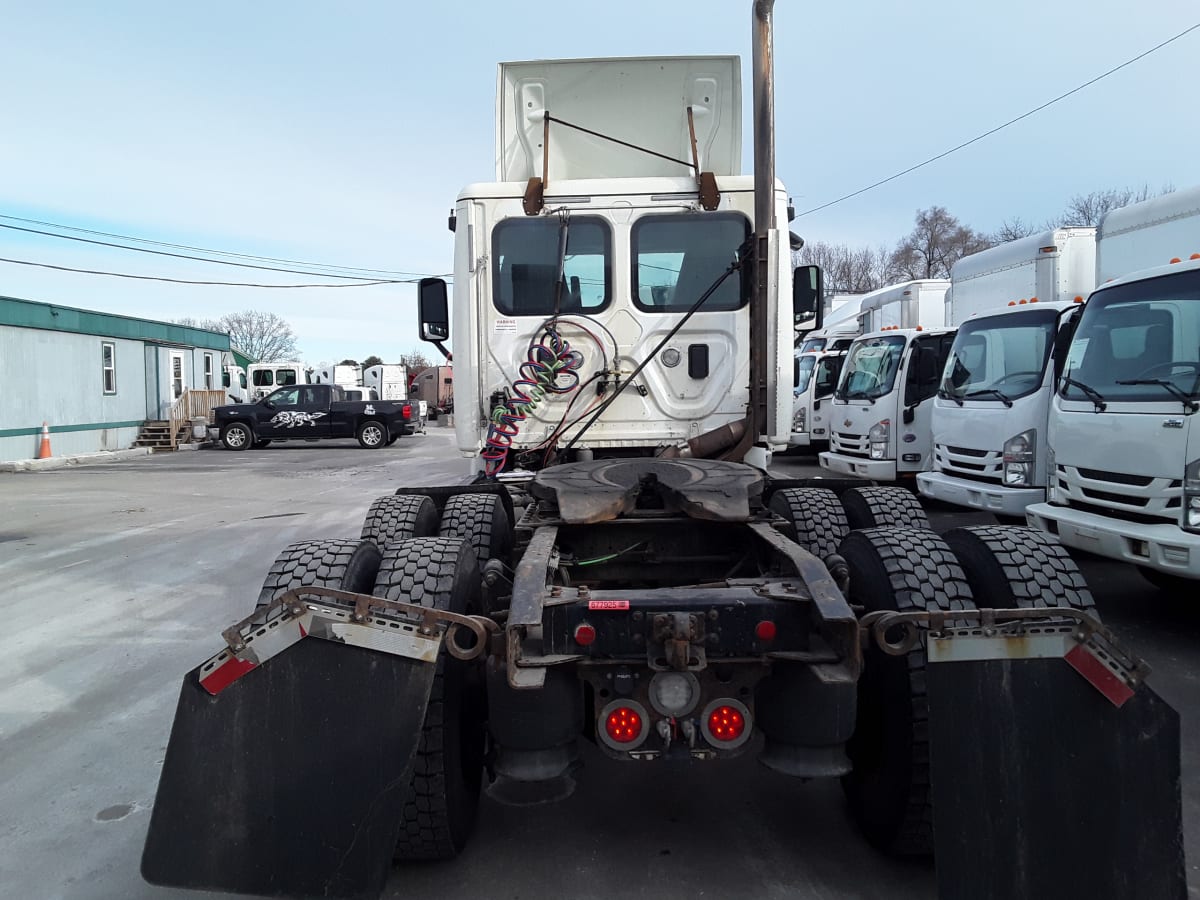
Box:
(402, 404, 412, 418)
(573, 623, 596, 646)
(754, 620, 777, 641)
(605, 707, 643, 743)
(701, 698, 752, 749)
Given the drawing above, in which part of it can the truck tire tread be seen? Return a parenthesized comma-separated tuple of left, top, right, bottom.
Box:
(942, 525, 1095, 612)
(839, 527, 974, 857)
(361, 494, 439, 549)
(376, 538, 484, 861)
(841, 486, 930, 530)
(439, 493, 512, 570)
(254, 539, 381, 622)
(769, 487, 848, 560)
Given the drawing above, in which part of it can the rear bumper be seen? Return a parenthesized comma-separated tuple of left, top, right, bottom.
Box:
(917, 471, 1043, 516)
(819, 452, 895, 481)
(1025, 502, 1200, 579)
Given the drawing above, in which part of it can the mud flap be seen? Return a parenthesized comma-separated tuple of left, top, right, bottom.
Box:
(927, 649, 1184, 900)
(142, 637, 436, 899)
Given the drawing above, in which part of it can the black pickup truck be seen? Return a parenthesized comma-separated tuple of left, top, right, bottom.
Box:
(211, 384, 415, 450)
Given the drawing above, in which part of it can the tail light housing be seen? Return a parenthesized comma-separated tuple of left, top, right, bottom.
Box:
(402, 404, 412, 418)
(598, 699, 649, 750)
(700, 698, 752, 749)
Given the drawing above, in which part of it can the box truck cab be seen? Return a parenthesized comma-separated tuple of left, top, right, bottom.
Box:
(917, 228, 1096, 515)
(1025, 187, 1200, 586)
(790, 347, 846, 450)
(820, 326, 955, 480)
(222, 364, 248, 403)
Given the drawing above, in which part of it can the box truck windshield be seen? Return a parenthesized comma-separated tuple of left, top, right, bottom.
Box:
(941, 308, 1060, 404)
(839, 335, 905, 400)
(1062, 268, 1200, 407)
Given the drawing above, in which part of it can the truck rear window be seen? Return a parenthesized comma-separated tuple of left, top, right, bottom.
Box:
(632, 212, 750, 312)
(492, 217, 611, 316)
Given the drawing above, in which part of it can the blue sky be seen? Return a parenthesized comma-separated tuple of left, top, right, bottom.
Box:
(2, 0, 1196, 364)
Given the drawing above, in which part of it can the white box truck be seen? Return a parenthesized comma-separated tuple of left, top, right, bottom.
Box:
(791, 296, 864, 448)
(1026, 187, 1200, 588)
(247, 362, 310, 401)
(916, 228, 1096, 515)
(363, 364, 408, 401)
(818, 280, 952, 480)
(313, 364, 362, 388)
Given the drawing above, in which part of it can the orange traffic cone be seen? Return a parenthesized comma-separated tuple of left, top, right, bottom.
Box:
(37, 421, 52, 459)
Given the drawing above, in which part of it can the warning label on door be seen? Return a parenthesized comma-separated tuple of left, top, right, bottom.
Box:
(494, 317, 517, 334)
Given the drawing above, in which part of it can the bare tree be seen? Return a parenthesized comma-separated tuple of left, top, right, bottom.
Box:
(993, 217, 1039, 243)
(1054, 183, 1175, 227)
(795, 241, 891, 296)
(398, 351, 434, 370)
(889, 206, 993, 280)
(173, 316, 222, 331)
(216, 311, 299, 362)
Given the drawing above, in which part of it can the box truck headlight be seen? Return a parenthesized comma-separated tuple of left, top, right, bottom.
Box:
(1002, 429, 1036, 488)
(1185, 459, 1200, 533)
(793, 407, 806, 431)
(869, 420, 890, 460)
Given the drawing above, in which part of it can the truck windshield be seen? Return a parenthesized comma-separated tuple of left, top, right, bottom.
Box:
(799, 336, 826, 353)
(941, 308, 1058, 402)
(492, 216, 611, 315)
(838, 335, 906, 400)
(795, 354, 818, 395)
(632, 212, 750, 312)
(1062, 268, 1200, 404)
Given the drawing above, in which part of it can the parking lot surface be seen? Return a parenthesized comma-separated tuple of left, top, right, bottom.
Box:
(1, 431, 1196, 898)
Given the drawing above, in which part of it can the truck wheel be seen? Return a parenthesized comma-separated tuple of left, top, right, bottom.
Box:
(841, 486, 929, 530)
(839, 527, 974, 856)
(439, 493, 512, 571)
(254, 538, 382, 623)
(220, 422, 253, 451)
(361, 494, 439, 549)
(356, 420, 387, 448)
(943, 526, 1095, 613)
(768, 487, 848, 559)
(376, 538, 485, 860)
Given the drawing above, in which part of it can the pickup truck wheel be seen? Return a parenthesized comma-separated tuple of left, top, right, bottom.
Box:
(841, 486, 929, 530)
(943, 526, 1095, 613)
(769, 487, 848, 560)
(839, 527, 974, 857)
(361, 494, 439, 549)
(357, 420, 387, 448)
(375, 537, 485, 861)
(439, 493, 512, 571)
(220, 422, 253, 451)
(254, 538, 382, 624)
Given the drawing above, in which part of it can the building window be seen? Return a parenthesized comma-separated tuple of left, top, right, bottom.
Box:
(102, 342, 116, 394)
(204, 353, 214, 389)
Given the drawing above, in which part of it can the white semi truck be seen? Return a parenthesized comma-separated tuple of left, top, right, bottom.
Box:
(818, 280, 952, 480)
(1025, 187, 1200, 588)
(247, 361, 309, 401)
(916, 228, 1096, 515)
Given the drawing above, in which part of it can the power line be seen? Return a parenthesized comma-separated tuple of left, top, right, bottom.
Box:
(0, 212, 424, 278)
(795, 22, 1200, 218)
(0, 255, 412, 288)
(0, 221, 424, 281)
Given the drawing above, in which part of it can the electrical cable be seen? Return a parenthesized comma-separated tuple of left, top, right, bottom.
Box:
(0, 212, 427, 278)
(0, 221, 417, 281)
(795, 21, 1200, 218)
(0, 255, 403, 288)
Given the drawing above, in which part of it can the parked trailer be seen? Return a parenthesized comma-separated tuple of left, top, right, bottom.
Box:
(917, 228, 1096, 515)
(141, 8, 1182, 900)
(1025, 186, 1200, 588)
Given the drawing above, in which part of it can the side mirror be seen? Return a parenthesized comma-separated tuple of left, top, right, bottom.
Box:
(793, 357, 800, 388)
(793, 265, 823, 332)
(418, 278, 450, 342)
(264, 400, 275, 410)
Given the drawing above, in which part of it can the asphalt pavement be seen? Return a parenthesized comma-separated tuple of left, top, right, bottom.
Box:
(0, 432, 1195, 898)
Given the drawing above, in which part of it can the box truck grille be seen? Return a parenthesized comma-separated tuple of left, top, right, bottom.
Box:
(1055, 464, 1183, 524)
(833, 431, 869, 458)
(935, 443, 1002, 484)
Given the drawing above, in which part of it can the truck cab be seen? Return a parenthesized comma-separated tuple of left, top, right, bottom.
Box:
(247, 362, 310, 402)
(820, 327, 954, 480)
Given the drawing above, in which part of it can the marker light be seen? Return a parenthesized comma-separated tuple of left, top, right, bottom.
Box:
(755, 620, 777, 642)
(574, 623, 597, 646)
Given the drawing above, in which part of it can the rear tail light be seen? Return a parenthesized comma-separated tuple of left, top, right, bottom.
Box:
(754, 620, 777, 642)
(598, 699, 649, 750)
(402, 404, 412, 418)
(701, 698, 752, 749)
(573, 623, 596, 646)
